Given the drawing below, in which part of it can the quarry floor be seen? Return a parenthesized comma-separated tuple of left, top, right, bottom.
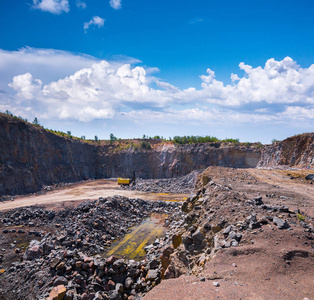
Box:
(0, 167, 313, 299)
(0, 180, 188, 211)
(1, 168, 313, 217)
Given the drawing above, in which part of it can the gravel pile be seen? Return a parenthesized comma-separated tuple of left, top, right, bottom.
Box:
(121, 170, 203, 194)
(0, 196, 183, 300)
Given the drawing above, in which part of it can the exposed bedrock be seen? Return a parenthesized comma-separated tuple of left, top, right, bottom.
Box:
(258, 133, 314, 168)
(1, 113, 313, 196)
(0, 114, 97, 196)
(96, 143, 261, 179)
(0, 114, 261, 196)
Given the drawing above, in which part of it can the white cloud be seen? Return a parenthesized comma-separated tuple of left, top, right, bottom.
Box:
(2, 53, 314, 130)
(76, 0, 86, 9)
(9, 73, 42, 100)
(109, 0, 121, 9)
(193, 57, 314, 106)
(33, 0, 69, 14)
(84, 16, 105, 32)
(0, 47, 99, 90)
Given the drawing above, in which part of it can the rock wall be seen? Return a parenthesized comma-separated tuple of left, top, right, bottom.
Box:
(257, 133, 314, 168)
(0, 113, 261, 196)
(0, 114, 97, 195)
(96, 143, 261, 179)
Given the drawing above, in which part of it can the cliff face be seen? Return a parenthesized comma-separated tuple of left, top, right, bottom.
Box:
(96, 143, 261, 179)
(258, 133, 314, 168)
(0, 114, 97, 195)
(0, 114, 262, 196)
(1, 113, 313, 196)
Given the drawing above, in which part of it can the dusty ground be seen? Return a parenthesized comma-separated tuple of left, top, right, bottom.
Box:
(0, 179, 188, 211)
(144, 167, 314, 300)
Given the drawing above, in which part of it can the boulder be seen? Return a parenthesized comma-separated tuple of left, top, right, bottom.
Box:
(172, 234, 182, 249)
(146, 269, 159, 281)
(54, 276, 68, 286)
(23, 240, 43, 261)
(273, 216, 290, 229)
(47, 285, 66, 300)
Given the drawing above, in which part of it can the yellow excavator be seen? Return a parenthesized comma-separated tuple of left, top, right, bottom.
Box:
(117, 171, 136, 186)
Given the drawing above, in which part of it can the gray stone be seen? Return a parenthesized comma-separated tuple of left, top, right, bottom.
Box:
(305, 174, 314, 181)
(125, 277, 133, 289)
(93, 291, 103, 300)
(192, 228, 205, 246)
(146, 269, 159, 281)
(213, 281, 220, 287)
(231, 240, 239, 247)
(108, 290, 121, 300)
(273, 216, 290, 229)
(115, 283, 124, 293)
(54, 276, 68, 286)
(148, 259, 159, 269)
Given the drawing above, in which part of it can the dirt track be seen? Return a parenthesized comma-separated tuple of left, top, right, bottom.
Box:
(0, 179, 188, 211)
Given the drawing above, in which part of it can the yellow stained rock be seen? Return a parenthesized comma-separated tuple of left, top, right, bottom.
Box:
(172, 234, 182, 249)
(47, 285, 66, 300)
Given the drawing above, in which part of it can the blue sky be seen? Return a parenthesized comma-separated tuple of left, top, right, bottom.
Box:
(0, 0, 313, 143)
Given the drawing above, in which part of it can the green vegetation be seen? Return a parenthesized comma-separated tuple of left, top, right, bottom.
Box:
(110, 133, 117, 143)
(32, 117, 40, 125)
(172, 135, 240, 145)
(141, 141, 152, 149)
(297, 213, 306, 221)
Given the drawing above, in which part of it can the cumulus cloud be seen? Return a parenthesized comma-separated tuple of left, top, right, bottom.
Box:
(109, 0, 121, 9)
(3, 54, 314, 128)
(33, 0, 69, 14)
(9, 73, 42, 100)
(193, 57, 314, 107)
(83, 16, 105, 32)
(7, 61, 169, 121)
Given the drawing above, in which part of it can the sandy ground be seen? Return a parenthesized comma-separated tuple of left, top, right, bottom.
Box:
(0, 179, 188, 211)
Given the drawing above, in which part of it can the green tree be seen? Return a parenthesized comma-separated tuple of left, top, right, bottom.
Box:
(32, 117, 39, 125)
(67, 131, 72, 136)
(110, 133, 117, 143)
(95, 135, 98, 141)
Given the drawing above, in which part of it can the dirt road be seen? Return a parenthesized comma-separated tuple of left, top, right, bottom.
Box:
(0, 179, 188, 211)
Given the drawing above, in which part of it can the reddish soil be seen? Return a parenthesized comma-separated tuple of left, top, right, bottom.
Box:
(144, 167, 314, 300)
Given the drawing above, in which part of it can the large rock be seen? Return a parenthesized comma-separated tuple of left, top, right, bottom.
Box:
(305, 174, 314, 180)
(47, 285, 66, 300)
(146, 269, 159, 281)
(23, 240, 43, 261)
(273, 216, 290, 229)
(192, 228, 206, 248)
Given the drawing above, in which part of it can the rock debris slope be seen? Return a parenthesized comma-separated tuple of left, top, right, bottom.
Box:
(258, 133, 314, 168)
(0, 196, 182, 299)
(143, 167, 314, 300)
